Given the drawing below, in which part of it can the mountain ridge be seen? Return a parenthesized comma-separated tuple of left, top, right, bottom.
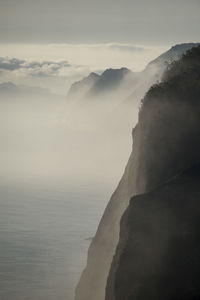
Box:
(68, 43, 200, 104)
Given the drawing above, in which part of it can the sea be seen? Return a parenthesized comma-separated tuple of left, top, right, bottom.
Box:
(0, 179, 110, 300)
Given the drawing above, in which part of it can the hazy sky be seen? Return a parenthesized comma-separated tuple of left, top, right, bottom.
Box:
(0, 0, 199, 44)
(0, 0, 199, 94)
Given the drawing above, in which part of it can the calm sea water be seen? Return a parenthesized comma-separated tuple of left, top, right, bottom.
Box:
(0, 180, 109, 300)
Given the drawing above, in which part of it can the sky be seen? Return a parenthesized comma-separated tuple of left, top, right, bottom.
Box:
(0, 0, 200, 44)
(0, 0, 199, 94)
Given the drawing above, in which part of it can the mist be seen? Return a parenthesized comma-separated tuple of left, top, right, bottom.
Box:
(0, 65, 150, 298)
(0, 35, 175, 300)
(0, 93, 137, 186)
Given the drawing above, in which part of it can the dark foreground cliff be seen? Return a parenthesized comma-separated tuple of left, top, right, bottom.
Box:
(106, 164, 200, 300)
(75, 45, 200, 300)
(105, 45, 200, 299)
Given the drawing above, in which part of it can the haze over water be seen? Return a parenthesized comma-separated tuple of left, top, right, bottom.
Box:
(0, 92, 135, 300)
(0, 179, 110, 300)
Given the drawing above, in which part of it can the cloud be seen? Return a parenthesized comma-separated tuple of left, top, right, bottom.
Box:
(69, 43, 147, 53)
(0, 57, 75, 77)
(0, 43, 167, 73)
(0, 57, 25, 71)
(106, 44, 147, 52)
(0, 56, 91, 95)
(25, 61, 72, 77)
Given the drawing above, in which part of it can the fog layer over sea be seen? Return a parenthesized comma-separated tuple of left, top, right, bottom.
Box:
(0, 93, 137, 299)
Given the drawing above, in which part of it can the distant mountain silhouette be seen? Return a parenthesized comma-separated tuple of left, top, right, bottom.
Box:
(0, 82, 65, 100)
(68, 43, 200, 104)
(0, 81, 52, 95)
(87, 68, 133, 97)
(0, 82, 20, 94)
(67, 68, 135, 101)
(67, 72, 100, 100)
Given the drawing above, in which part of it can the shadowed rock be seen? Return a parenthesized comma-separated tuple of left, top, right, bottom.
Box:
(75, 44, 200, 300)
(106, 45, 200, 299)
(106, 164, 200, 300)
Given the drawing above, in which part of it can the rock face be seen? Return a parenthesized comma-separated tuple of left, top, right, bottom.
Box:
(126, 42, 200, 104)
(105, 45, 200, 299)
(106, 164, 200, 300)
(75, 44, 200, 300)
(147, 42, 200, 71)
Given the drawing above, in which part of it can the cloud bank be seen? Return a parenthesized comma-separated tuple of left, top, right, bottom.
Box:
(0, 56, 90, 94)
(0, 57, 87, 77)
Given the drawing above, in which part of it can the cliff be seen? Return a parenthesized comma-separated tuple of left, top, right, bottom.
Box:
(106, 164, 200, 300)
(126, 42, 200, 105)
(106, 45, 200, 299)
(147, 42, 200, 71)
(75, 44, 200, 300)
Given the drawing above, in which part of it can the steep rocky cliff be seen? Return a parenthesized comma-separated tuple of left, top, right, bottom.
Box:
(75, 44, 200, 300)
(106, 164, 200, 300)
(106, 45, 200, 299)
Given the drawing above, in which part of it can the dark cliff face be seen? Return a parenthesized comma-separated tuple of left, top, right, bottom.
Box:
(75, 45, 200, 300)
(106, 46, 200, 299)
(106, 165, 200, 300)
(136, 46, 200, 192)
